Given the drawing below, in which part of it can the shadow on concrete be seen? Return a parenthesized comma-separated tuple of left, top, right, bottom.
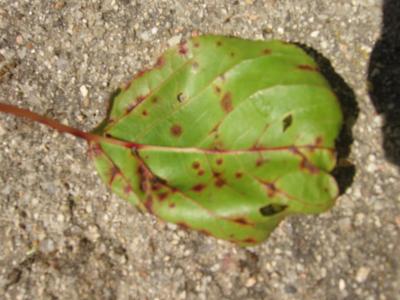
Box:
(297, 44, 359, 195)
(368, 0, 400, 167)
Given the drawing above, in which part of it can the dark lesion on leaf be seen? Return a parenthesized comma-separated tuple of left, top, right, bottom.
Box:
(259, 204, 288, 216)
(297, 64, 319, 72)
(221, 92, 233, 113)
(170, 124, 183, 137)
(282, 114, 293, 132)
(177, 92, 185, 102)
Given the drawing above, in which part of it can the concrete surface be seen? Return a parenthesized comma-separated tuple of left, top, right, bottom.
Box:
(0, 1, 399, 299)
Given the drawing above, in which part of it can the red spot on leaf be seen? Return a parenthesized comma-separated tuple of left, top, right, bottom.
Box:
(221, 92, 233, 113)
(264, 182, 277, 197)
(89, 144, 103, 157)
(179, 42, 188, 55)
(170, 124, 182, 137)
(235, 172, 243, 179)
(216, 158, 223, 165)
(192, 184, 205, 192)
(297, 64, 318, 72)
(144, 196, 153, 214)
(157, 192, 169, 201)
(124, 185, 132, 194)
(215, 177, 226, 188)
(192, 161, 200, 169)
(108, 167, 119, 185)
(243, 238, 257, 244)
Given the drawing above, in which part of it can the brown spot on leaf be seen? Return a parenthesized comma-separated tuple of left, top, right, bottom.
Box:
(282, 114, 293, 132)
(235, 172, 243, 179)
(155, 56, 165, 68)
(233, 217, 252, 226)
(193, 42, 200, 48)
(259, 204, 288, 216)
(137, 165, 150, 192)
(297, 64, 318, 72)
(256, 157, 264, 167)
(243, 238, 257, 244)
(192, 184, 205, 192)
(197, 169, 205, 176)
(170, 124, 182, 137)
(300, 159, 319, 174)
(126, 95, 147, 114)
(214, 85, 221, 94)
(315, 136, 323, 146)
(215, 177, 226, 188)
(142, 110, 148, 116)
(168, 203, 176, 208)
(177, 222, 190, 230)
(199, 229, 211, 236)
(216, 158, 223, 165)
(192, 61, 199, 69)
(152, 97, 158, 103)
(262, 48, 272, 55)
(213, 171, 221, 177)
(221, 92, 233, 113)
(177, 92, 185, 102)
(230, 52, 235, 57)
(192, 161, 200, 169)
(216, 40, 222, 46)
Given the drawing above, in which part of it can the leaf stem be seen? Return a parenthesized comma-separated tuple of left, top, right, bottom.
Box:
(0, 102, 138, 148)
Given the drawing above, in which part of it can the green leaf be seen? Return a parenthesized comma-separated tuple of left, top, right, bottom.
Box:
(90, 35, 343, 246)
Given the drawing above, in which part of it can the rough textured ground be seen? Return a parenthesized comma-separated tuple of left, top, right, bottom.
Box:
(0, 1, 399, 299)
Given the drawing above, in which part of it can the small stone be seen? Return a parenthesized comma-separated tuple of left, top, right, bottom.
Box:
(355, 267, 370, 283)
(140, 31, 150, 41)
(168, 35, 182, 46)
(310, 30, 319, 38)
(16, 35, 24, 45)
(0, 122, 6, 136)
(339, 279, 346, 291)
(395, 216, 400, 228)
(245, 277, 256, 287)
(80, 85, 88, 97)
(284, 284, 297, 294)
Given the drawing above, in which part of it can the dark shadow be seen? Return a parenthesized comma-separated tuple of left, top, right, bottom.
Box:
(90, 88, 121, 134)
(368, 0, 400, 167)
(296, 43, 359, 195)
